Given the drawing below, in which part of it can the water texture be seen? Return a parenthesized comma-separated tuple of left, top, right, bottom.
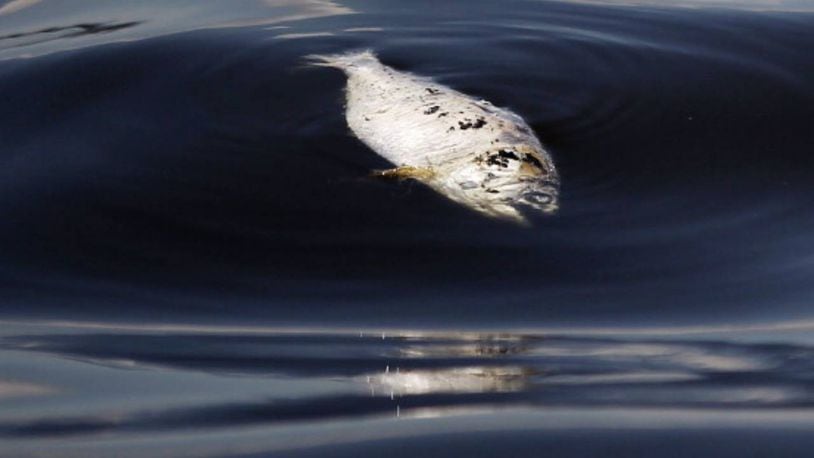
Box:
(1, 0, 813, 456)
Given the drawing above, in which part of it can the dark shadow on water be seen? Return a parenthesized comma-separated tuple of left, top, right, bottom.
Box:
(0, 21, 142, 49)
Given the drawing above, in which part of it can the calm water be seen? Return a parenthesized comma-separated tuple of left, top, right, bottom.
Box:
(1, 0, 814, 456)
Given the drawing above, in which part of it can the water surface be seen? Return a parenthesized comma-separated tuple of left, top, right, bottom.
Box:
(1, 0, 813, 456)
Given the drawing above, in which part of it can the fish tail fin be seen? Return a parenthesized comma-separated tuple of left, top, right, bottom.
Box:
(305, 49, 378, 70)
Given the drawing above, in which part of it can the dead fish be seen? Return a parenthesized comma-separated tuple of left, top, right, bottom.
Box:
(308, 50, 559, 223)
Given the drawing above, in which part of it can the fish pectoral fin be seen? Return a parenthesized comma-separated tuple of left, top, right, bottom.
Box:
(370, 165, 435, 181)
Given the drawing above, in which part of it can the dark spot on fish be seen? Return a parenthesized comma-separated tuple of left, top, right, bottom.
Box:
(447, 126, 455, 132)
(426, 88, 440, 94)
(438, 112, 449, 118)
(485, 189, 500, 194)
(458, 117, 487, 130)
(522, 153, 544, 169)
(486, 154, 509, 168)
(424, 105, 440, 115)
(364, 116, 370, 121)
(498, 149, 519, 160)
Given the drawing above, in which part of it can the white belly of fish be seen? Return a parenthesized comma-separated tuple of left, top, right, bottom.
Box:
(309, 50, 559, 222)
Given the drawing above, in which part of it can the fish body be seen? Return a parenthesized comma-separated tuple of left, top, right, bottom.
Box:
(310, 50, 559, 222)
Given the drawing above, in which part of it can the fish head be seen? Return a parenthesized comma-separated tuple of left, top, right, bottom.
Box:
(439, 144, 559, 223)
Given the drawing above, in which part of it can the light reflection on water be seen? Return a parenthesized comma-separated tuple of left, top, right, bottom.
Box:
(0, 0, 354, 60)
(2, 324, 813, 411)
(1, 321, 813, 456)
(368, 366, 530, 396)
(566, 0, 814, 12)
(0, 379, 54, 400)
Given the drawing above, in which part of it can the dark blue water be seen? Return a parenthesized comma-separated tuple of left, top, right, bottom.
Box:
(1, 0, 814, 456)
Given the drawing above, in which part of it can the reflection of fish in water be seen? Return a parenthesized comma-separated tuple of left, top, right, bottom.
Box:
(308, 50, 559, 223)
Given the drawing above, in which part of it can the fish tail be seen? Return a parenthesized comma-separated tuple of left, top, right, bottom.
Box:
(305, 49, 378, 70)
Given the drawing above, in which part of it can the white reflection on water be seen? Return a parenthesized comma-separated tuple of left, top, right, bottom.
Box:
(0, 379, 54, 399)
(0, 0, 41, 16)
(217, 0, 353, 28)
(343, 27, 384, 33)
(530, 343, 768, 372)
(399, 340, 525, 359)
(367, 366, 529, 396)
(669, 350, 766, 371)
(545, 371, 700, 384)
(673, 386, 805, 404)
(562, 0, 814, 12)
(274, 32, 336, 40)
